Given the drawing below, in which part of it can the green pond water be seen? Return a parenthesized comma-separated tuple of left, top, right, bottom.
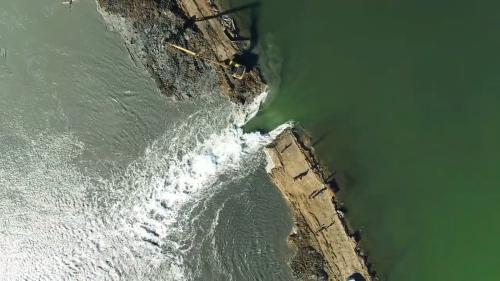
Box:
(241, 0, 500, 280)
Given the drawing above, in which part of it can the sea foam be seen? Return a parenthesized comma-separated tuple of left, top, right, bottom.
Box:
(99, 92, 291, 279)
(0, 92, 290, 281)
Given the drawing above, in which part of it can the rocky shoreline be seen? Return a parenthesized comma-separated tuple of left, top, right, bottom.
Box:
(96, 0, 375, 280)
(96, 0, 265, 104)
(265, 129, 376, 281)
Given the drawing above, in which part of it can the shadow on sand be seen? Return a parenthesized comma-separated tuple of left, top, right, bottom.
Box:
(192, 2, 262, 70)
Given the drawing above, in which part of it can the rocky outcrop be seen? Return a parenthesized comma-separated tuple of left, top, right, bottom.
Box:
(265, 129, 374, 281)
(97, 0, 265, 103)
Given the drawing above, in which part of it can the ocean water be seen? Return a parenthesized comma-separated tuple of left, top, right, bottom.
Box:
(0, 1, 293, 280)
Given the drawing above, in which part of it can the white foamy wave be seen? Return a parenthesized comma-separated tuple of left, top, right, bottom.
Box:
(233, 90, 269, 126)
(102, 92, 291, 279)
(0, 93, 291, 281)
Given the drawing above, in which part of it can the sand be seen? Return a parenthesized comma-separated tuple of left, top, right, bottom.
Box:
(265, 129, 372, 281)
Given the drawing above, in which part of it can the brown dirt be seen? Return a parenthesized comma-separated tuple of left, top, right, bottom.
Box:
(175, 0, 266, 103)
(265, 129, 373, 281)
(97, 0, 266, 103)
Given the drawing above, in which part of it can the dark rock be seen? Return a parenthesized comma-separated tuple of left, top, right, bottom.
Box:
(97, 0, 265, 103)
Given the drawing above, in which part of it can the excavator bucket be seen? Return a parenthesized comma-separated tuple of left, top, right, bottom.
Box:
(228, 60, 246, 80)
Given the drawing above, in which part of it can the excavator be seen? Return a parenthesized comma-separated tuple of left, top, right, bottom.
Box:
(167, 43, 246, 80)
(166, 2, 261, 80)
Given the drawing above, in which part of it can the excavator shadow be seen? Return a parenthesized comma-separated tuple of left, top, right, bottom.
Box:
(193, 1, 262, 71)
(175, 1, 262, 77)
(195, 2, 261, 23)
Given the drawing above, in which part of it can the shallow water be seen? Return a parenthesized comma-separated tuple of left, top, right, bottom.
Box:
(0, 1, 293, 280)
(244, 0, 500, 280)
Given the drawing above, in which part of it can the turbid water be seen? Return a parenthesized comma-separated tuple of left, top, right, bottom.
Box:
(242, 0, 500, 280)
(0, 1, 293, 280)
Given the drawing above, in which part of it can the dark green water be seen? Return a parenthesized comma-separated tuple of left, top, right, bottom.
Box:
(242, 0, 500, 280)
